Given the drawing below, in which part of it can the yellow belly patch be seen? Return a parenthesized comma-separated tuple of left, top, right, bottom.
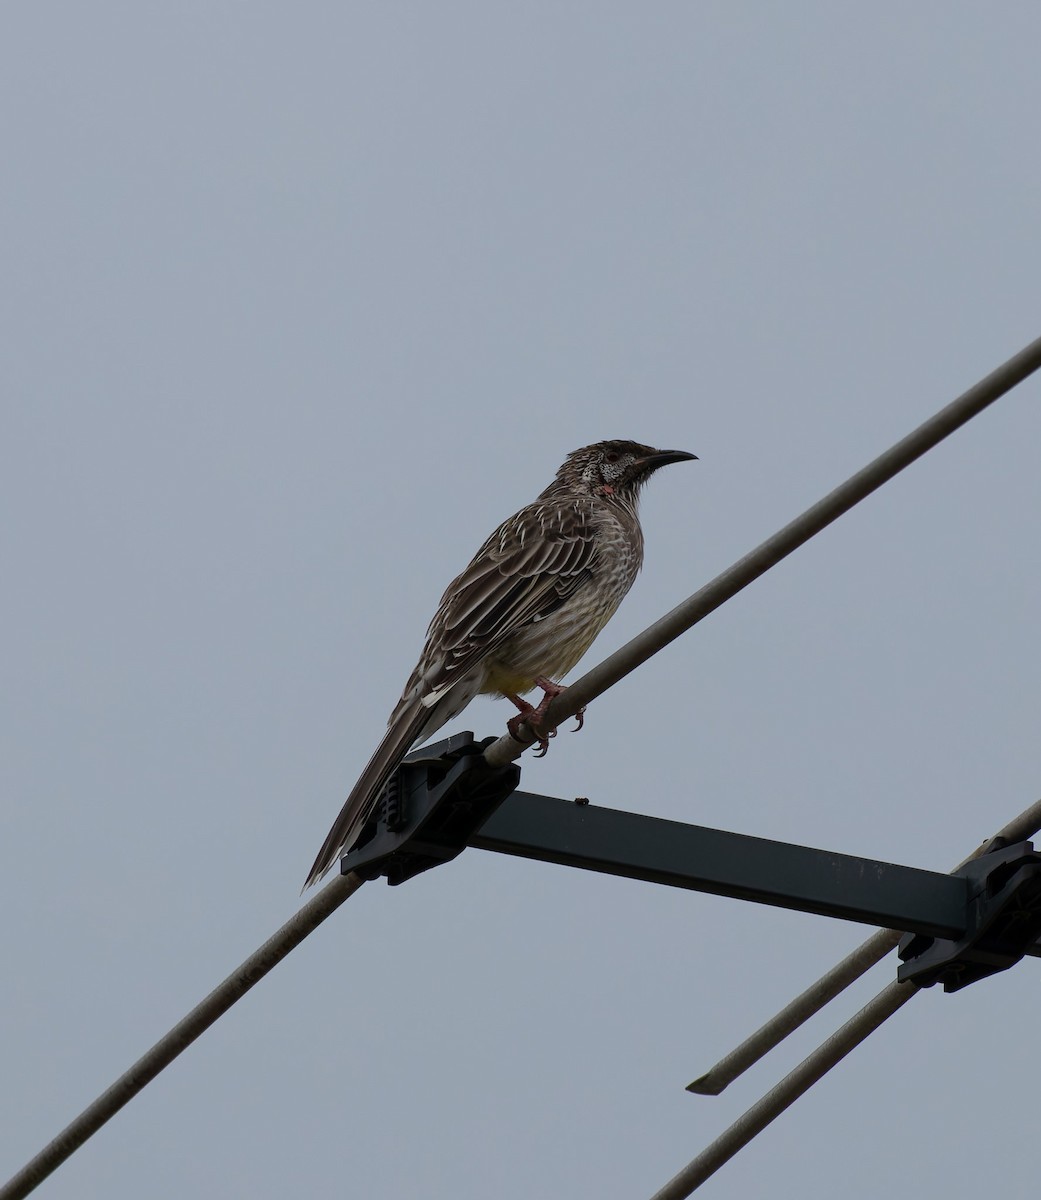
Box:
(480, 661, 538, 697)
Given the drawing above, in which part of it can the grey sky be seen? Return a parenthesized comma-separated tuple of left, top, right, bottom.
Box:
(2, 5, 1039, 1197)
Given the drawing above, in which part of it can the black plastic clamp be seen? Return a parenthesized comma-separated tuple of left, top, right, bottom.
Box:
(339, 732, 521, 886)
(898, 839, 1041, 992)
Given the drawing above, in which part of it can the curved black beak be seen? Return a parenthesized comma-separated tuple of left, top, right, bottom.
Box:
(636, 448, 698, 473)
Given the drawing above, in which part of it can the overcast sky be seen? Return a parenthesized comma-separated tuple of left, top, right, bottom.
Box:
(3, 5, 1040, 1198)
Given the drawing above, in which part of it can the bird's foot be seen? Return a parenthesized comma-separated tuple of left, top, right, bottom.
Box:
(506, 703, 555, 756)
(506, 683, 561, 755)
(535, 677, 585, 734)
(505, 679, 581, 756)
(530, 729, 556, 758)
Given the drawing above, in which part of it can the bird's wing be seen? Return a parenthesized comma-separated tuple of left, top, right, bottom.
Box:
(412, 499, 599, 705)
(302, 500, 599, 890)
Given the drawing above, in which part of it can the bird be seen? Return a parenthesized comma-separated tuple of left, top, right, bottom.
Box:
(302, 439, 697, 889)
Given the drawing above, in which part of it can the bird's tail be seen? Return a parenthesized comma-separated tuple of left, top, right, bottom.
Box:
(302, 700, 429, 891)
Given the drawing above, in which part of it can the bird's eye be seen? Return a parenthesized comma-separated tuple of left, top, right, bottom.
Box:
(604, 452, 620, 464)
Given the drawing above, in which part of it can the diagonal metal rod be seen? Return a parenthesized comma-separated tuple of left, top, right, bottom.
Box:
(484, 332, 1041, 766)
(0, 872, 366, 1200)
(685, 929, 901, 1096)
(650, 796, 1041, 1198)
(649, 980, 916, 1200)
(686, 794, 1041, 1096)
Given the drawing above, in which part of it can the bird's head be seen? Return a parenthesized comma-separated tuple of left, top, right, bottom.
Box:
(555, 440, 698, 500)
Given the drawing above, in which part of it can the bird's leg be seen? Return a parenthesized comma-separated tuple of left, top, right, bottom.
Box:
(505, 694, 553, 756)
(534, 677, 586, 735)
(504, 679, 585, 757)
